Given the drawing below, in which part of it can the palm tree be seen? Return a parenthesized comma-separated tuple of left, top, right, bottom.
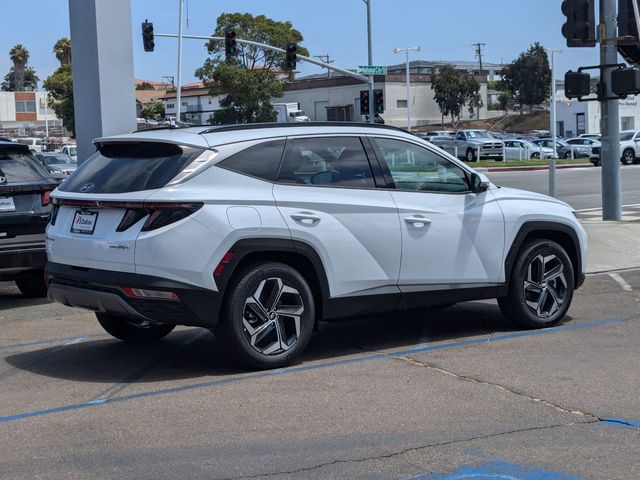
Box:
(9, 44, 29, 91)
(53, 38, 71, 66)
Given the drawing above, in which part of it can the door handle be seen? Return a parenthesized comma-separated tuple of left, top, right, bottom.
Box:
(291, 212, 321, 225)
(404, 216, 431, 228)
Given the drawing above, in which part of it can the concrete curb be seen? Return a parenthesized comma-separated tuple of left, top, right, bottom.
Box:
(476, 163, 593, 173)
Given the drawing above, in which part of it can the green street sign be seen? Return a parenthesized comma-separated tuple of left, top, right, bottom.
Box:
(357, 65, 387, 75)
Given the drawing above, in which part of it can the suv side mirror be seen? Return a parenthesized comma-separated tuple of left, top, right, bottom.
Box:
(469, 172, 489, 193)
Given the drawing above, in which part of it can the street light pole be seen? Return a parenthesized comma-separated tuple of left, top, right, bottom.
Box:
(547, 47, 561, 197)
(175, 0, 184, 124)
(363, 0, 375, 124)
(394, 46, 421, 131)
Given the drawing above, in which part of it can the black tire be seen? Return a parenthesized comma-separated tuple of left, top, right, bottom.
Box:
(495, 156, 504, 162)
(564, 151, 572, 159)
(592, 160, 601, 167)
(217, 262, 315, 370)
(498, 239, 575, 329)
(466, 148, 476, 162)
(622, 149, 635, 165)
(530, 152, 540, 159)
(15, 270, 47, 298)
(96, 313, 175, 343)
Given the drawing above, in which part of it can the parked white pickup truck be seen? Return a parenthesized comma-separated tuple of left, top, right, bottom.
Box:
(431, 129, 504, 162)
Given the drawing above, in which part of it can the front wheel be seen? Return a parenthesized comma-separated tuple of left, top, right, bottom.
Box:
(530, 152, 540, 159)
(622, 149, 635, 165)
(498, 240, 574, 329)
(217, 263, 315, 369)
(96, 313, 175, 343)
(466, 148, 476, 162)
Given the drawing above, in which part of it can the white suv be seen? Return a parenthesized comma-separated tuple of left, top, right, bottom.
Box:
(46, 123, 587, 369)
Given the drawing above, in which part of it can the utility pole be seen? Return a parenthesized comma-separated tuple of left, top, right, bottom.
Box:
(547, 48, 561, 197)
(162, 75, 175, 88)
(394, 46, 421, 131)
(363, 0, 375, 124)
(473, 42, 486, 73)
(175, 0, 184, 124)
(314, 55, 334, 78)
(600, 0, 621, 220)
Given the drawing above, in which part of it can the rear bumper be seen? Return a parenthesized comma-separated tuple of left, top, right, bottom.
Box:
(0, 242, 46, 275)
(45, 262, 221, 328)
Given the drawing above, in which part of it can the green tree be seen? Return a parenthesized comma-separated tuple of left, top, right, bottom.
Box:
(500, 42, 550, 114)
(431, 65, 483, 126)
(53, 37, 72, 66)
(1, 67, 38, 91)
(136, 81, 155, 91)
(43, 64, 74, 136)
(195, 12, 308, 124)
(8, 44, 30, 91)
(140, 101, 165, 120)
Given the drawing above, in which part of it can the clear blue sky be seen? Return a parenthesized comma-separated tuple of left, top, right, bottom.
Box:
(0, 0, 605, 86)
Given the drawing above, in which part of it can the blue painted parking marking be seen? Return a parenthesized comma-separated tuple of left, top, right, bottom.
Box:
(601, 418, 640, 429)
(406, 460, 584, 479)
(0, 316, 634, 425)
(0, 334, 102, 352)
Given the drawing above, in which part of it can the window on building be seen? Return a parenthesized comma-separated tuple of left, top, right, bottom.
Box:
(166, 103, 175, 109)
(15, 101, 36, 113)
(397, 100, 408, 109)
(621, 116, 635, 131)
(326, 105, 354, 122)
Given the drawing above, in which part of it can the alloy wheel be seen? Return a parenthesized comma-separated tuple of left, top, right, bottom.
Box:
(623, 150, 634, 165)
(523, 254, 568, 319)
(242, 277, 304, 355)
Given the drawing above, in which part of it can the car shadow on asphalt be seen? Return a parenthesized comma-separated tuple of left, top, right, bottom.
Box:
(0, 284, 51, 310)
(3, 300, 574, 385)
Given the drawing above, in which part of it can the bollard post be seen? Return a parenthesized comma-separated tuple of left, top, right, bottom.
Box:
(477, 145, 481, 163)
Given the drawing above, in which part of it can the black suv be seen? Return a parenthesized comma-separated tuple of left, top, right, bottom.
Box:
(0, 141, 57, 297)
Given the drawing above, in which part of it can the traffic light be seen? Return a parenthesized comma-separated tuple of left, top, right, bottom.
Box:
(374, 89, 384, 114)
(225, 30, 237, 60)
(359, 90, 370, 116)
(618, 0, 640, 66)
(561, 0, 596, 47)
(142, 20, 154, 52)
(285, 44, 297, 71)
(612, 68, 640, 96)
(564, 71, 591, 98)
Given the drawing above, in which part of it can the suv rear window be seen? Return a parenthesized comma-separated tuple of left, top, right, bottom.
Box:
(0, 146, 50, 184)
(59, 142, 205, 193)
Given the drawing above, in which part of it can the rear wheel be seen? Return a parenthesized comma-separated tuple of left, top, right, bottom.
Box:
(622, 149, 635, 165)
(15, 270, 47, 298)
(217, 262, 315, 369)
(530, 152, 540, 159)
(564, 151, 572, 159)
(96, 313, 175, 343)
(498, 240, 574, 329)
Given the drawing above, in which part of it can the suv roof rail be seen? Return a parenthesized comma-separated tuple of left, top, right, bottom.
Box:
(198, 122, 409, 135)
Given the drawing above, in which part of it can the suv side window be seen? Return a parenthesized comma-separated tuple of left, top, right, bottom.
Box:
(456, 132, 465, 140)
(277, 137, 375, 188)
(373, 137, 469, 193)
(217, 139, 285, 181)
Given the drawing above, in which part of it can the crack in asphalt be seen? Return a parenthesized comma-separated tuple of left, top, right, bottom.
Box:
(214, 421, 595, 480)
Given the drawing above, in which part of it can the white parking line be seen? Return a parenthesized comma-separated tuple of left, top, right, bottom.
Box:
(609, 273, 633, 292)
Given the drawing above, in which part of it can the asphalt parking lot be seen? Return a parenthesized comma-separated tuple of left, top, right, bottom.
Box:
(1, 270, 639, 480)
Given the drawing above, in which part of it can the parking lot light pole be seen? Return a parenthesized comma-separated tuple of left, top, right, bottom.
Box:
(394, 46, 421, 131)
(547, 47, 561, 197)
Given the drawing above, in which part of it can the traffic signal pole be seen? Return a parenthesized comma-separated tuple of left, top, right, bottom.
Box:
(175, 0, 184, 123)
(154, 33, 370, 83)
(365, 0, 375, 124)
(600, 0, 622, 220)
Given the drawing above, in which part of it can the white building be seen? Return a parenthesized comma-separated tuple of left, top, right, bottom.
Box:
(162, 82, 223, 124)
(0, 91, 61, 134)
(555, 96, 640, 137)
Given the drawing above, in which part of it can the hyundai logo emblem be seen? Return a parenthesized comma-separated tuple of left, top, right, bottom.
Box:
(80, 183, 95, 193)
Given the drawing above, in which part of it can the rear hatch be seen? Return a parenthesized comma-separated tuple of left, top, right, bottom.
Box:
(0, 144, 56, 250)
(48, 141, 210, 273)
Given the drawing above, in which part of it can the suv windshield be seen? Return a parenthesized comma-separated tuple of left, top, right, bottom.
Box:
(0, 146, 50, 184)
(44, 155, 75, 166)
(59, 142, 205, 194)
(620, 132, 635, 141)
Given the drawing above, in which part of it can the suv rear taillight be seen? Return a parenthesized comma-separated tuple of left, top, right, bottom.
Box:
(117, 202, 203, 232)
(41, 191, 51, 206)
